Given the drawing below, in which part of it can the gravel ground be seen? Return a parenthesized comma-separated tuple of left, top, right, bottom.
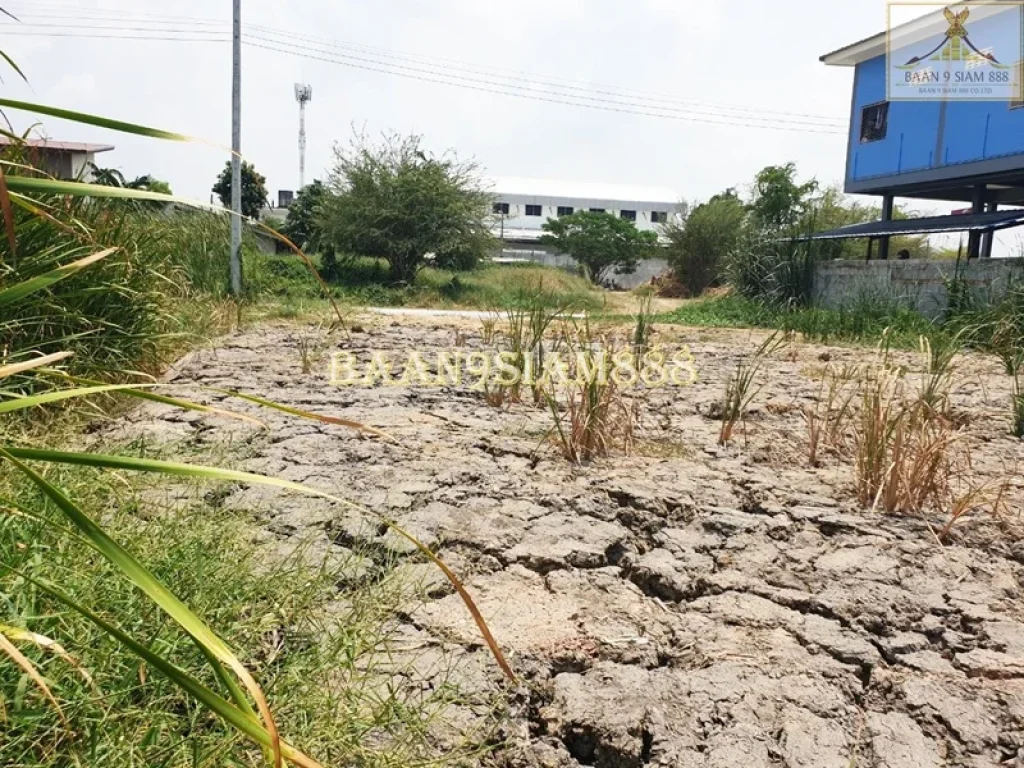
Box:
(105, 316, 1024, 768)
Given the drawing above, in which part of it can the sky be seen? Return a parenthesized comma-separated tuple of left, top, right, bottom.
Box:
(3, 0, 1013, 253)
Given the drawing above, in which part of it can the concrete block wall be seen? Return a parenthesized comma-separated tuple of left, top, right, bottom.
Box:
(812, 258, 1024, 319)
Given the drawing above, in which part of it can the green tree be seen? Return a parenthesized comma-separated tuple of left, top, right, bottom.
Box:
(280, 180, 327, 251)
(804, 185, 931, 261)
(665, 194, 746, 296)
(540, 211, 658, 286)
(212, 160, 268, 219)
(321, 132, 494, 284)
(87, 165, 173, 209)
(749, 163, 818, 233)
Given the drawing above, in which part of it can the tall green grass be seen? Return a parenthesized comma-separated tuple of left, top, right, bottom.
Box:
(1, 458, 492, 767)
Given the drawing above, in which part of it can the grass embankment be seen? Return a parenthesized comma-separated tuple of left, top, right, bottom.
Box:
(660, 293, 938, 347)
(250, 253, 608, 315)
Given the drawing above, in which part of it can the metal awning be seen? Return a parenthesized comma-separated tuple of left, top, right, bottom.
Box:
(803, 209, 1024, 241)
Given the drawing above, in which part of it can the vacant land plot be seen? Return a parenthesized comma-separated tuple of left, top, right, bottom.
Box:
(104, 315, 1024, 768)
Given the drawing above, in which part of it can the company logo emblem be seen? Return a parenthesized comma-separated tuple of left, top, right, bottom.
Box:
(888, 2, 1023, 101)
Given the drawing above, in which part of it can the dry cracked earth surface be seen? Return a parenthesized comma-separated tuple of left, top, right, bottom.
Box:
(104, 316, 1024, 768)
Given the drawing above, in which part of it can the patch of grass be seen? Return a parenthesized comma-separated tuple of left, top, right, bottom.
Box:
(717, 332, 787, 447)
(0, 453, 495, 767)
(660, 294, 939, 349)
(320, 258, 606, 311)
(543, 318, 637, 463)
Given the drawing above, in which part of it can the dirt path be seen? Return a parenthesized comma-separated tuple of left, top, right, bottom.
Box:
(107, 317, 1024, 768)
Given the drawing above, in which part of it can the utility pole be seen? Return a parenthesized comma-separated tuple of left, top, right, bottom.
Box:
(229, 0, 243, 295)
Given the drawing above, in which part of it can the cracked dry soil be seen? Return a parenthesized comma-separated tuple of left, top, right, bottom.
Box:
(106, 317, 1024, 768)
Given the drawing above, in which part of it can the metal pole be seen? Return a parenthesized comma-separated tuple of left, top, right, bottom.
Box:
(298, 99, 306, 190)
(878, 194, 894, 261)
(229, 0, 243, 295)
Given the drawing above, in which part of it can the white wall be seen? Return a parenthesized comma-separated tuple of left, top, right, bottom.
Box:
(69, 152, 97, 181)
(490, 192, 684, 237)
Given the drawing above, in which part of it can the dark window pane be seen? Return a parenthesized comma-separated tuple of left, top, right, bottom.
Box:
(620, 209, 637, 221)
(589, 208, 606, 213)
(860, 102, 889, 143)
(525, 204, 543, 216)
(493, 202, 510, 215)
(651, 211, 668, 224)
(557, 206, 574, 217)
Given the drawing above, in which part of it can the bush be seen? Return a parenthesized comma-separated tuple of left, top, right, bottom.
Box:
(727, 233, 817, 308)
(540, 210, 658, 286)
(665, 195, 745, 296)
(322, 131, 495, 284)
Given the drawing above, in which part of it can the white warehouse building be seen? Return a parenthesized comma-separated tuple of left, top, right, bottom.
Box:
(484, 176, 683, 288)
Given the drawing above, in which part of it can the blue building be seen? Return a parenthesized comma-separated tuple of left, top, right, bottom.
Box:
(819, 3, 1024, 258)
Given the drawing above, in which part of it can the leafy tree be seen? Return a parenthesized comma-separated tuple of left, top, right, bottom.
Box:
(321, 132, 494, 283)
(540, 211, 658, 286)
(88, 165, 173, 209)
(665, 194, 746, 296)
(280, 180, 327, 251)
(212, 160, 268, 219)
(433, 223, 497, 271)
(804, 185, 930, 261)
(749, 163, 818, 233)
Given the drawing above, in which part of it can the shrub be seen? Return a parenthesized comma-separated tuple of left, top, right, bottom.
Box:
(322, 131, 495, 284)
(664, 194, 745, 296)
(540, 211, 658, 286)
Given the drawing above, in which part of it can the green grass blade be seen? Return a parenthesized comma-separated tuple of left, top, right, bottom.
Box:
(209, 388, 392, 440)
(1, 446, 518, 683)
(14, 378, 266, 427)
(14, 573, 321, 768)
(0, 248, 116, 308)
(0, 49, 28, 83)
(0, 99, 193, 141)
(0, 448, 287, 766)
(4, 176, 210, 208)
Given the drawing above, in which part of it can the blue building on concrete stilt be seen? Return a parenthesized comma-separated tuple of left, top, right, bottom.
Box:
(817, 2, 1024, 259)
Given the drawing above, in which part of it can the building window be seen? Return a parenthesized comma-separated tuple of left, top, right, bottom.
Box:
(860, 102, 889, 143)
(557, 206, 574, 217)
(651, 211, 668, 224)
(493, 202, 510, 215)
(1012, 62, 1024, 109)
(525, 204, 543, 216)
(620, 209, 637, 222)
(589, 208, 606, 213)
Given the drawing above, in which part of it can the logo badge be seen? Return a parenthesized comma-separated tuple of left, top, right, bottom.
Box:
(888, 2, 1024, 101)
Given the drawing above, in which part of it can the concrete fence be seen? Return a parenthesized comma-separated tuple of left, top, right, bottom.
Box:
(812, 258, 1024, 319)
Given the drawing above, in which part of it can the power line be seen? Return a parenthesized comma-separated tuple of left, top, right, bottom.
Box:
(241, 30, 844, 130)
(7, 31, 227, 42)
(2, 4, 847, 134)
(5, 22, 226, 34)
(4, 4, 846, 127)
(244, 23, 845, 125)
(243, 38, 845, 134)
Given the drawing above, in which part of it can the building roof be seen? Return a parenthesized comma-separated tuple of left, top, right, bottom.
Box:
(803, 209, 1024, 240)
(486, 176, 681, 206)
(0, 138, 115, 153)
(820, 2, 1019, 67)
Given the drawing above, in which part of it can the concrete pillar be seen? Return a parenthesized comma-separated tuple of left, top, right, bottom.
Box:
(967, 185, 986, 259)
(981, 202, 997, 259)
(878, 194, 894, 261)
